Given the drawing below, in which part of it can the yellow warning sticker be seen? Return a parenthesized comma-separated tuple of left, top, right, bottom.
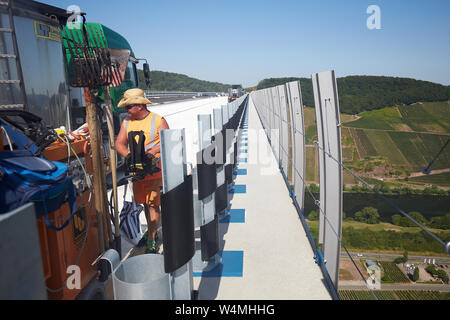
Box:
(34, 21, 61, 43)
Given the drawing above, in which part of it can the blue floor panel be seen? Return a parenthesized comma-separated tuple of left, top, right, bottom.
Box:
(234, 169, 247, 175)
(220, 209, 245, 223)
(193, 251, 244, 277)
(229, 184, 246, 194)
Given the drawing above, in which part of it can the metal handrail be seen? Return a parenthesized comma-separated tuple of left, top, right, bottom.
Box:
(145, 91, 225, 97)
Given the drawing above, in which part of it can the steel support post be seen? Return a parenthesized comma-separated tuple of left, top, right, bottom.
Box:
(160, 129, 194, 300)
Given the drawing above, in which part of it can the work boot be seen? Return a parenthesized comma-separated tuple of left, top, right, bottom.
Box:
(145, 233, 162, 254)
(145, 238, 157, 254)
(154, 233, 161, 245)
(136, 231, 148, 249)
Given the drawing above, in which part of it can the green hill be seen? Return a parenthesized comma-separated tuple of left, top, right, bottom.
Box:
(256, 77, 314, 107)
(256, 76, 449, 114)
(344, 101, 450, 133)
(304, 100, 450, 186)
(340, 101, 450, 173)
(137, 69, 230, 92)
(135, 71, 449, 116)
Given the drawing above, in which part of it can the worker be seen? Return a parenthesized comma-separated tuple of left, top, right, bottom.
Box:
(115, 88, 169, 253)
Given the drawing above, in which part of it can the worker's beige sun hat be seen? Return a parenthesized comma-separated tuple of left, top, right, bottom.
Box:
(118, 88, 152, 107)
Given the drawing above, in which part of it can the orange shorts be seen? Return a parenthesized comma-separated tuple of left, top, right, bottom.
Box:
(133, 178, 162, 207)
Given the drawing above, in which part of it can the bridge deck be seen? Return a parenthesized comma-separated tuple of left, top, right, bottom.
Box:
(193, 98, 331, 299)
(112, 96, 331, 299)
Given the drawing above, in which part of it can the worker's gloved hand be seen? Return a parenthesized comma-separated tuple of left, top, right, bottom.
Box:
(141, 155, 160, 176)
(151, 158, 161, 175)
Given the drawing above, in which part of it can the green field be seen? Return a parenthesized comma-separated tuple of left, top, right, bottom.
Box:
(407, 172, 450, 186)
(303, 106, 316, 127)
(349, 129, 450, 171)
(389, 132, 450, 171)
(305, 124, 317, 142)
(303, 102, 449, 187)
(342, 147, 354, 162)
(343, 106, 403, 130)
(343, 170, 357, 185)
(305, 146, 317, 182)
(351, 129, 378, 158)
(339, 290, 450, 300)
(366, 130, 408, 166)
(398, 101, 450, 133)
(388, 132, 428, 169)
(305, 191, 450, 255)
(305, 192, 450, 222)
(379, 261, 410, 283)
(343, 102, 450, 134)
(341, 101, 450, 173)
(306, 219, 450, 255)
(341, 127, 354, 147)
(417, 133, 450, 170)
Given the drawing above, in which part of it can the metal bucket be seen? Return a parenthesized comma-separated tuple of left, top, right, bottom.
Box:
(101, 249, 170, 300)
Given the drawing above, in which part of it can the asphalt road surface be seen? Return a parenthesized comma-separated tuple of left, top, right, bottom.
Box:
(148, 95, 220, 105)
(342, 251, 450, 264)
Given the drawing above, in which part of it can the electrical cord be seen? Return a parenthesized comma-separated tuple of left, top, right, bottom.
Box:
(57, 134, 93, 190)
(36, 135, 93, 224)
(1, 125, 102, 294)
(1, 126, 13, 150)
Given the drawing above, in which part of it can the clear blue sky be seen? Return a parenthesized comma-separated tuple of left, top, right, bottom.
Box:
(42, 0, 450, 87)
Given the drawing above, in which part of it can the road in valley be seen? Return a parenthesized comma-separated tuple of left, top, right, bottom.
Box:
(342, 251, 450, 264)
(339, 282, 450, 292)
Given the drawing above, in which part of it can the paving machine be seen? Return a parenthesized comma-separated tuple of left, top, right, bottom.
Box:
(228, 84, 244, 103)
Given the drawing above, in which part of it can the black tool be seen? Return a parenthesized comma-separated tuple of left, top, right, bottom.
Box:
(126, 131, 161, 181)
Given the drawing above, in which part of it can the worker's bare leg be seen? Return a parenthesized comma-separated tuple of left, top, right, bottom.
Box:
(144, 204, 161, 240)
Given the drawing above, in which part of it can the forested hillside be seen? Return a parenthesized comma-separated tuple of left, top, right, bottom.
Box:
(136, 70, 449, 115)
(256, 76, 449, 114)
(137, 69, 230, 92)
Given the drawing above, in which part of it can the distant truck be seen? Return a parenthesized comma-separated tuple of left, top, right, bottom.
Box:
(228, 84, 244, 103)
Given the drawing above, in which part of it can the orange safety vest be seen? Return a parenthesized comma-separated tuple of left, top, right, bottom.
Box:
(124, 111, 163, 180)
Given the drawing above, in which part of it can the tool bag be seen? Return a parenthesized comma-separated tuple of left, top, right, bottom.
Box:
(0, 150, 76, 231)
(0, 110, 58, 155)
(119, 180, 144, 246)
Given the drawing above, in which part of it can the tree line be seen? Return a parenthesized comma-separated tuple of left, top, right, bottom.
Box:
(136, 70, 449, 115)
(308, 221, 449, 254)
(426, 265, 449, 284)
(255, 76, 449, 114)
(137, 69, 231, 92)
(346, 183, 450, 197)
(309, 182, 450, 197)
(308, 205, 449, 230)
